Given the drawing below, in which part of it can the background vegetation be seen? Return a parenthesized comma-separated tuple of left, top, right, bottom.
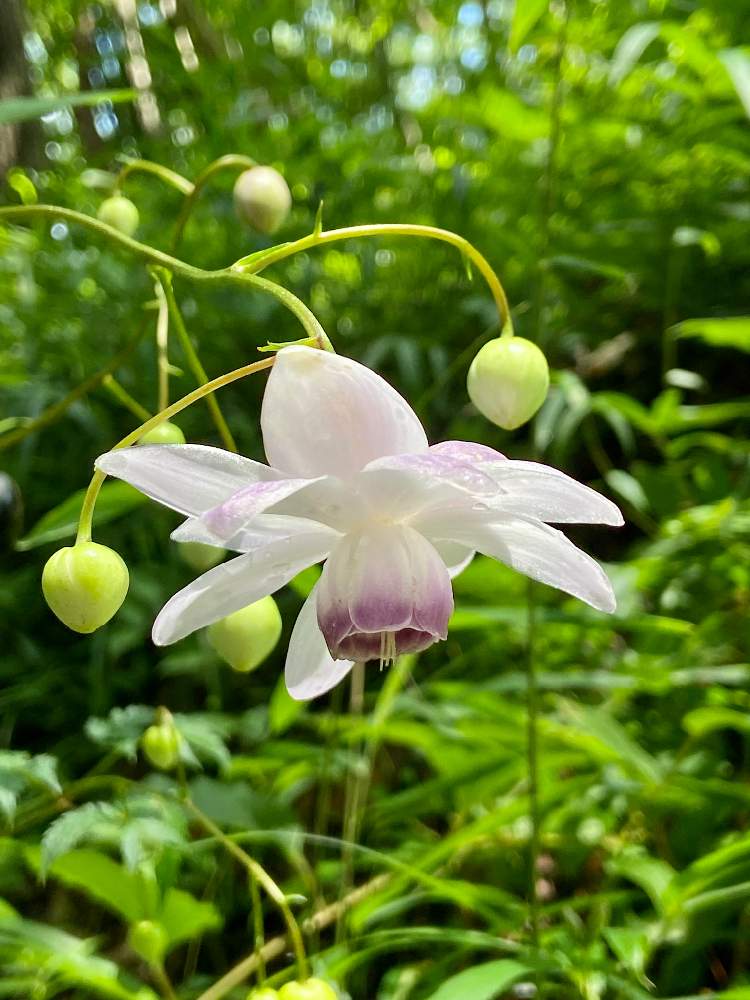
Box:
(1, 0, 750, 997)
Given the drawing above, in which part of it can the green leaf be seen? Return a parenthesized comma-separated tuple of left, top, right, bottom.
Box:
(603, 925, 651, 979)
(604, 470, 651, 514)
(683, 706, 750, 738)
(0, 89, 136, 125)
(607, 852, 675, 913)
(268, 673, 305, 735)
(509, 0, 548, 53)
(674, 316, 750, 353)
(719, 48, 750, 119)
(425, 959, 531, 1000)
(609, 22, 662, 86)
(158, 888, 222, 950)
(86, 705, 155, 760)
(44, 849, 143, 923)
(16, 481, 147, 551)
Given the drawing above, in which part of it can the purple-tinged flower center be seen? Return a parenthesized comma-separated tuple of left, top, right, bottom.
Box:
(316, 524, 453, 663)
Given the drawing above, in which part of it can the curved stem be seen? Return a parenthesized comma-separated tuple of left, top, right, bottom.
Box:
(102, 376, 152, 422)
(0, 204, 329, 349)
(74, 356, 274, 544)
(526, 581, 541, 969)
(114, 159, 194, 196)
(235, 222, 513, 335)
(184, 797, 309, 982)
(153, 268, 238, 451)
(171, 153, 257, 251)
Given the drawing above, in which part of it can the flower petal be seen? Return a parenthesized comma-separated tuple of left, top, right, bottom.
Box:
(95, 444, 277, 517)
(202, 477, 326, 538)
(261, 346, 428, 478)
(316, 524, 453, 659)
(418, 509, 616, 612)
(365, 451, 499, 496)
(481, 460, 624, 526)
(172, 512, 338, 553)
(430, 440, 506, 463)
(285, 585, 354, 700)
(152, 523, 337, 645)
(432, 539, 475, 578)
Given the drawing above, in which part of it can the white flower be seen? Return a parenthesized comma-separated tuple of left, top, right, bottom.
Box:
(96, 346, 623, 700)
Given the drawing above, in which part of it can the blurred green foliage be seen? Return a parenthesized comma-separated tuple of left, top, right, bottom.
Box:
(1, 0, 750, 997)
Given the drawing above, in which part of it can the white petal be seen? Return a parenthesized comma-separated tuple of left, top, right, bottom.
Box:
(365, 451, 499, 496)
(285, 586, 354, 701)
(430, 440, 506, 463)
(201, 477, 326, 537)
(481, 460, 624, 526)
(95, 445, 278, 517)
(260, 346, 428, 478)
(355, 467, 484, 524)
(152, 524, 336, 645)
(432, 539, 475, 579)
(172, 513, 339, 553)
(419, 509, 616, 612)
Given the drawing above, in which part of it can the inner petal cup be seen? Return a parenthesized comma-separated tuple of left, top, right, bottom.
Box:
(316, 524, 454, 662)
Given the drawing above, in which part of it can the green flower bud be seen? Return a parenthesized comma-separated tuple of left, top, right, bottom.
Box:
(207, 596, 282, 673)
(467, 336, 550, 430)
(141, 719, 182, 771)
(138, 421, 186, 446)
(233, 166, 292, 234)
(178, 541, 225, 572)
(42, 542, 129, 633)
(246, 989, 280, 1000)
(128, 919, 168, 965)
(278, 980, 338, 1000)
(0, 472, 23, 553)
(97, 194, 140, 237)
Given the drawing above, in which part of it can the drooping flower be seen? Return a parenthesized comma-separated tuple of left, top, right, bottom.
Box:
(96, 346, 623, 700)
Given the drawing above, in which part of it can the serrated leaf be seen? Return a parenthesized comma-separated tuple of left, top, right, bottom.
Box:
(16, 481, 146, 551)
(172, 713, 231, 770)
(85, 705, 155, 760)
(425, 959, 530, 1000)
(42, 803, 122, 875)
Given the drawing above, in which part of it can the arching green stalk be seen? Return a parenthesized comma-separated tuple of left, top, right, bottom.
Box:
(171, 153, 258, 250)
(234, 222, 514, 336)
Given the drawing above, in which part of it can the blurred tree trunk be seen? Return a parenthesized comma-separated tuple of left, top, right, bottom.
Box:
(0, 0, 40, 175)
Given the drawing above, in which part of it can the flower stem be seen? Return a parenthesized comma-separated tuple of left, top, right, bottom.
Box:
(250, 870, 266, 986)
(184, 797, 309, 982)
(234, 222, 513, 335)
(154, 278, 170, 412)
(526, 580, 541, 986)
(171, 153, 257, 251)
(74, 356, 274, 544)
(102, 375, 152, 422)
(0, 205, 329, 347)
(336, 662, 366, 945)
(114, 158, 194, 196)
(153, 268, 238, 451)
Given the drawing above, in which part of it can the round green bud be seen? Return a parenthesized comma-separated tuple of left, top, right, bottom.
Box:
(467, 336, 550, 431)
(207, 596, 282, 673)
(138, 421, 186, 446)
(97, 194, 140, 237)
(42, 542, 129, 633)
(0, 472, 23, 552)
(233, 166, 292, 234)
(246, 989, 280, 1000)
(141, 722, 182, 771)
(178, 541, 225, 573)
(278, 980, 338, 1000)
(128, 919, 168, 965)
